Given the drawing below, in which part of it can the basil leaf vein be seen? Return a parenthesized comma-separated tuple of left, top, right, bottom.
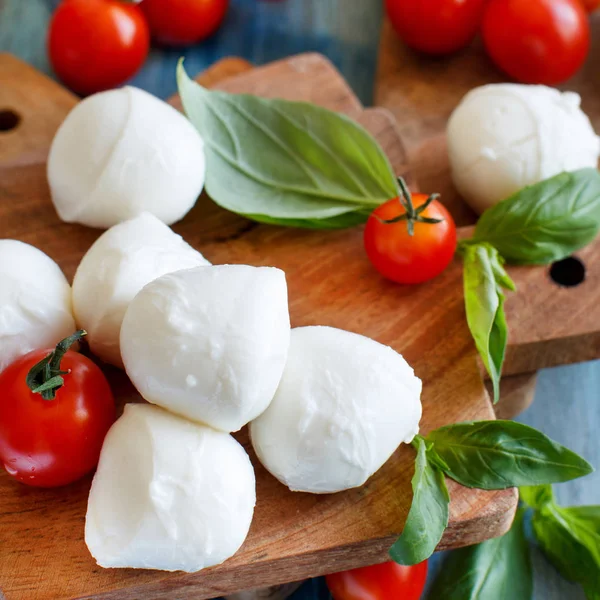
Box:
(177, 61, 399, 228)
(427, 508, 532, 600)
(462, 243, 514, 403)
(472, 169, 600, 264)
(389, 436, 449, 566)
(426, 421, 593, 489)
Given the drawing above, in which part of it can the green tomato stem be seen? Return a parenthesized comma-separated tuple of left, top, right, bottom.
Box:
(26, 330, 87, 401)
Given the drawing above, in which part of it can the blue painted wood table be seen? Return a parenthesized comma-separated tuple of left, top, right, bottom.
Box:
(1, 1, 598, 598)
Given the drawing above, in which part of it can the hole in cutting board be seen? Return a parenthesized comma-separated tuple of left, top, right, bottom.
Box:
(0, 109, 21, 132)
(549, 257, 585, 287)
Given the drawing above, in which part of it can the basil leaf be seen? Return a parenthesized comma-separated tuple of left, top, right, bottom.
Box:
(427, 508, 532, 600)
(532, 500, 600, 598)
(462, 243, 515, 403)
(389, 436, 450, 566)
(472, 169, 600, 264)
(519, 484, 554, 510)
(427, 420, 593, 489)
(177, 61, 399, 228)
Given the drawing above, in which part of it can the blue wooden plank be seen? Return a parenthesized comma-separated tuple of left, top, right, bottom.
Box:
(1, 2, 599, 598)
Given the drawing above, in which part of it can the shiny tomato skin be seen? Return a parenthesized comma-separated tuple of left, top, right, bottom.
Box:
(386, 0, 486, 55)
(141, 0, 229, 46)
(482, 0, 590, 85)
(0, 349, 115, 488)
(580, 0, 600, 12)
(364, 194, 457, 285)
(326, 560, 428, 600)
(48, 0, 150, 95)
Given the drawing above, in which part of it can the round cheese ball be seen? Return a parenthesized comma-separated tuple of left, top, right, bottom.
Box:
(47, 86, 206, 229)
(85, 403, 255, 572)
(447, 84, 600, 214)
(0, 240, 75, 373)
(72, 212, 209, 368)
(121, 264, 290, 432)
(250, 326, 422, 494)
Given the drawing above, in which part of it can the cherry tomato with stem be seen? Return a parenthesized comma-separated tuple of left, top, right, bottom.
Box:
(386, 0, 486, 55)
(141, 0, 229, 47)
(364, 179, 457, 285)
(482, 0, 590, 85)
(326, 560, 428, 600)
(48, 0, 150, 95)
(0, 331, 116, 488)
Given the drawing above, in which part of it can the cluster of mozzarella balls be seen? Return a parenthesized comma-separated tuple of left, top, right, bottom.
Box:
(77, 213, 422, 573)
(1, 215, 423, 574)
(1, 86, 422, 574)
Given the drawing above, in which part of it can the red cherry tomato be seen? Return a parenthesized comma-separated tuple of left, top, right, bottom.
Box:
(364, 183, 457, 285)
(580, 0, 600, 11)
(482, 0, 590, 85)
(385, 0, 486, 55)
(48, 0, 150, 95)
(0, 332, 115, 488)
(326, 560, 428, 600)
(141, 0, 229, 46)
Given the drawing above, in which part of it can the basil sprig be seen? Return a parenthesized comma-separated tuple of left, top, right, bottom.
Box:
(459, 169, 600, 402)
(177, 61, 399, 228)
(522, 484, 600, 598)
(389, 437, 449, 565)
(391, 424, 592, 566)
(429, 484, 600, 600)
(461, 243, 514, 403)
(427, 508, 532, 600)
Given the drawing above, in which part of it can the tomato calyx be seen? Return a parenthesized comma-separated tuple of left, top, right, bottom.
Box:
(380, 178, 444, 236)
(25, 330, 87, 400)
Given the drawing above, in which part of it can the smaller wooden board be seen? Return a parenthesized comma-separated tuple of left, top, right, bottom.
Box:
(375, 19, 600, 378)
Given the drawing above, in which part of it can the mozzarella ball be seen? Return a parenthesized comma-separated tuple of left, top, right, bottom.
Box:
(47, 86, 206, 229)
(85, 403, 255, 572)
(72, 212, 209, 368)
(0, 240, 75, 373)
(250, 326, 422, 494)
(447, 84, 600, 214)
(121, 265, 290, 432)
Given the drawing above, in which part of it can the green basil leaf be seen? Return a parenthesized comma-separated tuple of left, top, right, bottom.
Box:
(472, 169, 600, 264)
(177, 61, 399, 228)
(427, 507, 532, 600)
(558, 506, 600, 564)
(532, 501, 600, 598)
(519, 484, 554, 510)
(389, 436, 450, 566)
(427, 420, 593, 489)
(462, 243, 514, 403)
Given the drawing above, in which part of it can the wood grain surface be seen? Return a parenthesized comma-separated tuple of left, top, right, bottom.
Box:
(0, 52, 517, 600)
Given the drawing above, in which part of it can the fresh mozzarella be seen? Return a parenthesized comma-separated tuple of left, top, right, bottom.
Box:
(85, 403, 256, 572)
(447, 84, 600, 214)
(47, 86, 206, 229)
(120, 264, 290, 432)
(72, 212, 209, 367)
(250, 326, 422, 494)
(0, 240, 75, 373)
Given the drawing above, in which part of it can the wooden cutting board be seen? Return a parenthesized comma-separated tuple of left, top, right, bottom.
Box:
(0, 50, 592, 600)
